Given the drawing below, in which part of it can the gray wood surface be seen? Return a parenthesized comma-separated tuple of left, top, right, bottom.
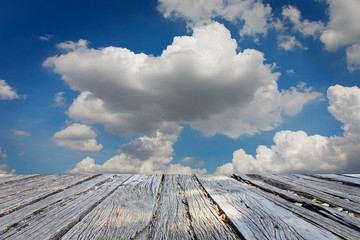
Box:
(236, 174, 360, 239)
(256, 174, 360, 214)
(196, 175, 340, 239)
(149, 175, 239, 239)
(0, 174, 113, 235)
(316, 174, 360, 187)
(0, 174, 94, 217)
(61, 174, 161, 240)
(1, 175, 130, 240)
(0, 174, 359, 239)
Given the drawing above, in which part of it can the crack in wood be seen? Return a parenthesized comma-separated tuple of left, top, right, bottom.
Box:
(0, 174, 101, 219)
(192, 175, 246, 240)
(233, 174, 360, 238)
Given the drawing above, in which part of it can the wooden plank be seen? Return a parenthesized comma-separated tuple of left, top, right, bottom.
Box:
(316, 174, 360, 187)
(148, 175, 239, 239)
(197, 175, 341, 240)
(295, 174, 360, 199)
(260, 174, 360, 215)
(343, 174, 360, 179)
(0, 174, 114, 234)
(0, 174, 38, 185)
(0, 174, 95, 217)
(0, 174, 131, 240)
(240, 174, 360, 230)
(236, 174, 360, 239)
(61, 174, 162, 240)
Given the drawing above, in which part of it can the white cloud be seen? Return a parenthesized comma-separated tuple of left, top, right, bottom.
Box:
(320, 0, 360, 51)
(282, 5, 324, 37)
(13, 130, 31, 136)
(278, 35, 306, 51)
(0, 147, 7, 161)
(45, 22, 320, 139)
(53, 92, 65, 106)
(52, 124, 103, 153)
(327, 85, 360, 138)
(70, 124, 207, 174)
(56, 39, 89, 51)
(0, 79, 19, 100)
(346, 44, 360, 72)
(216, 85, 360, 174)
(157, 0, 273, 39)
(0, 165, 15, 175)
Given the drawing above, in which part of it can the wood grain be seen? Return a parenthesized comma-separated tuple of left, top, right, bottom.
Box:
(197, 175, 341, 240)
(61, 174, 162, 240)
(236, 174, 360, 239)
(1, 175, 130, 240)
(0, 174, 114, 234)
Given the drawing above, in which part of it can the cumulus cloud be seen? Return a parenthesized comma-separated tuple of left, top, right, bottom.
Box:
(216, 85, 360, 175)
(70, 124, 207, 174)
(0, 79, 19, 100)
(346, 44, 360, 72)
(13, 130, 31, 136)
(45, 22, 320, 139)
(157, 0, 273, 39)
(278, 35, 305, 51)
(282, 5, 324, 38)
(52, 124, 103, 153)
(320, 0, 360, 51)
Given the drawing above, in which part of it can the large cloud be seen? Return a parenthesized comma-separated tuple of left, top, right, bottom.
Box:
(320, 0, 360, 51)
(0, 79, 19, 100)
(157, 0, 272, 39)
(45, 22, 320, 139)
(320, 0, 360, 71)
(69, 124, 207, 174)
(216, 85, 360, 174)
(52, 124, 103, 153)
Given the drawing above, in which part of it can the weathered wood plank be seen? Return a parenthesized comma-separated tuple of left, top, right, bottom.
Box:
(148, 174, 193, 239)
(197, 175, 340, 240)
(0, 174, 95, 217)
(297, 174, 360, 199)
(0, 174, 114, 234)
(0, 175, 131, 240)
(258, 174, 360, 215)
(148, 175, 239, 239)
(0, 174, 38, 185)
(240, 174, 360, 229)
(316, 174, 360, 187)
(61, 174, 162, 240)
(236, 174, 360, 239)
(343, 174, 360, 179)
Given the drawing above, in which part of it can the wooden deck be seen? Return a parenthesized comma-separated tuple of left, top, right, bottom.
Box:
(0, 174, 359, 239)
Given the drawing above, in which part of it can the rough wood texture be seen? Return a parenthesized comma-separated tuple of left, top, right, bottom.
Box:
(149, 175, 239, 239)
(1, 175, 130, 239)
(196, 175, 341, 239)
(62, 174, 161, 240)
(254, 174, 360, 214)
(316, 174, 360, 187)
(0, 174, 359, 239)
(236, 174, 360, 239)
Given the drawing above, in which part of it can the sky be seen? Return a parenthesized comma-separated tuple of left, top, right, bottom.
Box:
(1, 0, 360, 175)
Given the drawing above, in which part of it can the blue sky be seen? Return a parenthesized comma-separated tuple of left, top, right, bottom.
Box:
(1, 0, 360, 174)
